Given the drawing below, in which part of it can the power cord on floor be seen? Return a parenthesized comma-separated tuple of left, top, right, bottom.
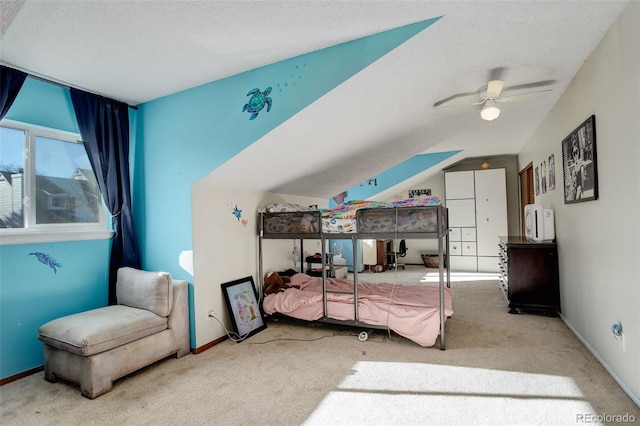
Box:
(248, 327, 396, 345)
(248, 335, 336, 345)
(208, 311, 260, 343)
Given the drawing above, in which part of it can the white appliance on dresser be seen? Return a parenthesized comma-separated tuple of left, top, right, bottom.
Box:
(524, 204, 555, 242)
(445, 168, 508, 272)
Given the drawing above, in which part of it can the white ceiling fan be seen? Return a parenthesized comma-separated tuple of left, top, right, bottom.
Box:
(433, 69, 555, 121)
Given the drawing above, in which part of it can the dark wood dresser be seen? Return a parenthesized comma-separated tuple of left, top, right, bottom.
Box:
(498, 236, 560, 315)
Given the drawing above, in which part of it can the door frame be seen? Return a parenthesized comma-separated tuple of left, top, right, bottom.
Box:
(519, 162, 535, 236)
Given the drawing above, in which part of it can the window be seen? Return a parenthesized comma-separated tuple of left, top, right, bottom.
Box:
(0, 121, 109, 243)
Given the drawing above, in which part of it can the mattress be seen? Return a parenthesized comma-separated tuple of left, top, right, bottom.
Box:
(262, 273, 453, 347)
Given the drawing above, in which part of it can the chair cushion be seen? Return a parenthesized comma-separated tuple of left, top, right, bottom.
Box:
(38, 305, 168, 356)
(116, 267, 173, 317)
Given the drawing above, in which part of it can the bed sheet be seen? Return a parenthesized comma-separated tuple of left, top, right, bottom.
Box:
(321, 217, 357, 233)
(262, 273, 453, 347)
(319, 195, 441, 219)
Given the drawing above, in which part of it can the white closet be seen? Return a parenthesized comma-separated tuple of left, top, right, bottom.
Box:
(445, 168, 508, 272)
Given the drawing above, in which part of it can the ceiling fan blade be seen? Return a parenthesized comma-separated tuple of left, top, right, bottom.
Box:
(433, 91, 477, 107)
(499, 89, 553, 103)
(486, 80, 505, 98)
(503, 79, 556, 92)
(488, 67, 507, 82)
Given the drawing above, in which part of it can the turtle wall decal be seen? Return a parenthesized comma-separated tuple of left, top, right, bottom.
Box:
(242, 87, 272, 120)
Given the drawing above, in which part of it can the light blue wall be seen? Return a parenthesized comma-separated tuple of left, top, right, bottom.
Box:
(135, 19, 441, 345)
(4, 77, 79, 133)
(1, 18, 447, 371)
(0, 240, 111, 378)
(0, 77, 112, 379)
(342, 151, 461, 201)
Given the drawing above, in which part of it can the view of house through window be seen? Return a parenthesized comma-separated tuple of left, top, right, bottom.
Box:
(0, 123, 104, 231)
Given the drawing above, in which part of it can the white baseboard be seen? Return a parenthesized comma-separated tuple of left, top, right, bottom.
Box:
(560, 313, 640, 408)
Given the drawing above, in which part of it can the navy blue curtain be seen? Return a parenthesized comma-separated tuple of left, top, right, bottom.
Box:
(0, 65, 28, 119)
(70, 89, 140, 304)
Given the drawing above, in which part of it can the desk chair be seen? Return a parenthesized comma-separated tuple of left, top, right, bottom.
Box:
(391, 239, 407, 270)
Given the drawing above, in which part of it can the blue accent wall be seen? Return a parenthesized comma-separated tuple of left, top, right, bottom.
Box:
(0, 240, 111, 378)
(135, 18, 440, 276)
(1, 18, 448, 374)
(4, 77, 79, 133)
(136, 19, 440, 345)
(0, 77, 113, 379)
(344, 151, 461, 201)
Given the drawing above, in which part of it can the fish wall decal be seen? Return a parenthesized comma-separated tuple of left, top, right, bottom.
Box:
(29, 251, 62, 274)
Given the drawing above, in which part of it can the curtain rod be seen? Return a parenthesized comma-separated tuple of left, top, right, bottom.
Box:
(4, 63, 139, 110)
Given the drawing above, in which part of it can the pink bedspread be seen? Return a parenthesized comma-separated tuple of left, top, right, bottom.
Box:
(262, 273, 453, 347)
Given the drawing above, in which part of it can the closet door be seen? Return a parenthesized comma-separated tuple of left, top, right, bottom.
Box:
(475, 168, 508, 272)
(445, 171, 477, 272)
(445, 170, 475, 199)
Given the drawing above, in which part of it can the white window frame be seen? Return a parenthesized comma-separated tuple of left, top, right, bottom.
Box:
(0, 120, 113, 245)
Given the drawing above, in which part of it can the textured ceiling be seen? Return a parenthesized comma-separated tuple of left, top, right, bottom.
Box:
(0, 1, 629, 199)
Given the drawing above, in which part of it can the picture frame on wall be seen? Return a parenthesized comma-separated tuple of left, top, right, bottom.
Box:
(408, 189, 431, 198)
(221, 276, 267, 342)
(561, 115, 598, 203)
(548, 154, 556, 191)
(541, 160, 547, 194)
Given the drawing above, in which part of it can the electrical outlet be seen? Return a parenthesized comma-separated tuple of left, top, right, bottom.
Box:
(206, 308, 215, 319)
(612, 322, 625, 352)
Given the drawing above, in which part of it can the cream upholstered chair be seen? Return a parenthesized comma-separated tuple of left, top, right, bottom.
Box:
(38, 267, 190, 399)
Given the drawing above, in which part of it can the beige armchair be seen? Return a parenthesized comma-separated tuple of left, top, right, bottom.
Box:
(38, 267, 190, 399)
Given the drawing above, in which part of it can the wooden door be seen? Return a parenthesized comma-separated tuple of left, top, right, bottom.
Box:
(519, 163, 535, 236)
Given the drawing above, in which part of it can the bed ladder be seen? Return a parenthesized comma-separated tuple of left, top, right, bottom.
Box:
(321, 235, 361, 322)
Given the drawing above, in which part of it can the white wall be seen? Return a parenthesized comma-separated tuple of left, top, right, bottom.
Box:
(191, 181, 324, 348)
(518, 1, 639, 403)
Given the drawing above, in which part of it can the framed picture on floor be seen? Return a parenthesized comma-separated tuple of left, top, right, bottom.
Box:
(561, 115, 598, 203)
(221, 276, 267, 342)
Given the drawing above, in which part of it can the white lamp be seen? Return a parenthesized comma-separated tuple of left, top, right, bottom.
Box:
(481, 100, 500, 121)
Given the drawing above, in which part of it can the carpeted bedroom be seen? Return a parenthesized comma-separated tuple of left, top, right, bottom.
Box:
(2, 266, 637, 425)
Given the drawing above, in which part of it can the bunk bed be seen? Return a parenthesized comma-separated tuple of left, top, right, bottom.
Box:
(257, 196, 452, 349)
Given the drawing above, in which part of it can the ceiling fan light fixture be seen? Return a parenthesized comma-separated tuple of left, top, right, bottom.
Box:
(481, 100, 500, 121)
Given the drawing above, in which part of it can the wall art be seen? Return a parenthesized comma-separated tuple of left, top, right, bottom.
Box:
(221, 276, 267, 342)
(562, 115, 598, 203)
(242, 87, 272, 120)
(29, 251, 62, 274)
(548, 154, 556, 191)
(409, 189, 432, 198)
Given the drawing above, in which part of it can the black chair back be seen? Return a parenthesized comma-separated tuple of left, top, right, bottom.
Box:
(398, 239, 407, 257)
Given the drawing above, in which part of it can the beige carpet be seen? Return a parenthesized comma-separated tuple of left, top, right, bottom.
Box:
(1, 266, 638, 425)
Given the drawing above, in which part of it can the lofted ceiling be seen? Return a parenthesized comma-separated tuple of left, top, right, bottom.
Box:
(0, 0, 628, 199)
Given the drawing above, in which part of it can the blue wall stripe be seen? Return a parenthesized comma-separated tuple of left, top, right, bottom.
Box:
(136, 17, 442, 279)
(4, 77, 79, 133)
(344, 150, 461, 201)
